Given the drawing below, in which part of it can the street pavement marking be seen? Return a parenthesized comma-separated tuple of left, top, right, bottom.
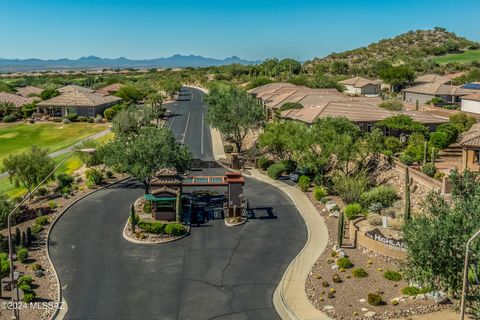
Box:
(181, 112, 191, 144)
(168, 116, 175, 129)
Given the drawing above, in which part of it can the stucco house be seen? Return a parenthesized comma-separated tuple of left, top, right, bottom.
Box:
(339, 77, 382, 96)
(0, 92, 35, 109)
(16, 86, 44, 97)
(37, 89, 121, 117)
(415, 74, 451, 85)
(461, 93, 480, 114)
(402, 83, 479, 104)
(459, 123, 480, 172)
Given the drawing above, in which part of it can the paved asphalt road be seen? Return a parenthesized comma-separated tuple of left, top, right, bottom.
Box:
(49, 87, 307, 320)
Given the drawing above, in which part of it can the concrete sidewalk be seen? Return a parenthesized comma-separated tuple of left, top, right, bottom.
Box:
(250, 169, 331, 320)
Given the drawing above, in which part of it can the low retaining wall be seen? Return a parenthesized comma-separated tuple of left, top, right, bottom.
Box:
(349, 218, 406, 260)
(393, 160, 443, 192)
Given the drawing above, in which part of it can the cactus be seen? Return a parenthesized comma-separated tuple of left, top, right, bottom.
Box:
(431, 147, 436, 166)
(416, 100, 419, 111)
(130, 204, 137, 233)
(405, 167, 413, 220)
(337, 212, 344, 247)
(423, 141, 427, 166)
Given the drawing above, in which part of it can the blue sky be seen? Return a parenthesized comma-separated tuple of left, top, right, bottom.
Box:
(1, 0, 479, 61)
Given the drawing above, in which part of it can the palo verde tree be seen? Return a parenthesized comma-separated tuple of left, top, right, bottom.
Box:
(115, 85, 144, 104)
(146, 92, 166, 127)
(3, 146, 55, 196)
(379, 65, 415, 92)
(258, 120, 307, 160)
(103, 127, 192, 194)
(111, 106, 153, 137)
(403, 170, 480, 297)
(205, 84, 264, 153)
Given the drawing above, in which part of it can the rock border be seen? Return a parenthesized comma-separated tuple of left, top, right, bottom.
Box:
(47, 177, 130, 320)
(224, 217, 247, 227)
(121, 219, 190, 245)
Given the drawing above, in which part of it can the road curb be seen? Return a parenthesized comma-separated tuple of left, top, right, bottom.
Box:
(47, 176, 130, 320)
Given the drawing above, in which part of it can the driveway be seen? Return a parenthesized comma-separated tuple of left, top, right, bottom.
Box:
(49, 87, 307, 319)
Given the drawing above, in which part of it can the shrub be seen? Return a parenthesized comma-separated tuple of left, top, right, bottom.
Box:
(65, 113, 78, 121)
(35, 216, 49, 226)
(379, 99, 403, 111)
(87, 117, 94, 123)
(18, 275, 33, 287)
(85, 168, 104, 185)
(421, 163, 436, 177)
(434, 171, 445, 181)
(2, 115, 16, 123)
(360, 186, 399, 208)
(23, 292, 36, 303)
(47, 200, 57, 209)
(257, 156, 273, 170)
(16, 247, 28, 263)
(384, 270, 402, 282)
(399, 154, 414, 165)
(56, 173, 74, 190)
(313, 186, 327, 201)
(298, 175, 311, 192)
(352, 268, 369, 278)
(367, 213, 383, 226)
(344, 203, 363, 220)
(336, 257, 353, 269)
(104, 107, 117, 121)
(78, 116, 87, 122)
(29, 263, 42, 271)
(31, 224, 43, 235)
(332, 274, 342, 283)
(36, 187, 48, 196)
(267, 163, 285, 180)
(143, 202, 152, 213)
(62, 118, 71, 124)
(401, 286, 423, 296)
(165, 223, 187, 236)
(429, 131, 450, 149)
(436, 123, 459, 144)
(105, 170, 114, 178)
(224, 145, 234, 153)
(367, 293, 383, 306)
(137, 221, 165, 234)
(280, 159, 296, 174)
(384, 136, 403, 154)
(332, 171, 369, 204)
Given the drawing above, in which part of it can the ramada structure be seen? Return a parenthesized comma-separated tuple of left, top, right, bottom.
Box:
(145, 169, 245, 222)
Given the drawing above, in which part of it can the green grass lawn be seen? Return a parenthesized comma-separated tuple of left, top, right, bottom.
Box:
(430, 50, 480, 65)
(0, 122, 107, 169)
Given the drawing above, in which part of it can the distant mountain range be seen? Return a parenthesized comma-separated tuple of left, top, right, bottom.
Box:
(0, 55, 260, 72)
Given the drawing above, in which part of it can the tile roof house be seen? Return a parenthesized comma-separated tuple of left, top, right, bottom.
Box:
(37, 89, 121, 117)
(16, 86, 44, 97)
(58, 85, 95, 94)
(0, 92, 35, 108)
(402, 83, 480, 104)
(415, 74, 452, 85)
(96, 83, 124, 96)
(459, 123, 480, 172)
(461, 93, 480, 115)
(338, 77, 382, 96)
(248, 83, 381, 119)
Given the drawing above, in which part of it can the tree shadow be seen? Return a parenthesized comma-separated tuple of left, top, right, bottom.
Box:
(248, 207, 277, 220)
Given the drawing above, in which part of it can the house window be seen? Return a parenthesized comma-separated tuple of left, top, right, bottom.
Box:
(88, 108, 95, 116)
(367, 123, 373, 132)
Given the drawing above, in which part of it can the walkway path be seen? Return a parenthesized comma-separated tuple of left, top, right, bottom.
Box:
(0, 127, 111, 178)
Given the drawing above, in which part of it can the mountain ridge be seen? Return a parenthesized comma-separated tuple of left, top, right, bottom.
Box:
(0, 54, 260, 72)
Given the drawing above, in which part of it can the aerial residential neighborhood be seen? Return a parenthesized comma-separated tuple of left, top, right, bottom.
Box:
(0, 1, 480, 320)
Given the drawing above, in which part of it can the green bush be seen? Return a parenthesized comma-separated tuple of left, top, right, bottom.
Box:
(384, 270, 402, 282)
(36, 187, 48, 196)
(429, 131, 450, 149)
(257, 156, 273, 171)
(85, 168, 104, 185)
(31, 224, 43, 235)
(137, 221, 165, 234)
(434, 171, 445, 181)
(18, 275, 33, 287)
(360, 186, 399, 208)
(23, 292, 36, 303)
(344, 203, 363, 220)
(399, 154, 414, 165)
(280, 159, 296, 174)
(143, 202, 152, 213)
(336, 257, 353, 269)
(401, 286, 424, 296)
(56, 173, 74, 189)
(436, 123, 459, 144)
(421, 163, 436, 177)
(164, 223, 187, 236)
(35, 216, 49, 226)
(65, 113, 78, 121)
(298, 175, 311, 192)
(267, 163, 285, 180)
(47, 200, 57, 209)
(352, 268, 369, 278)
(379, 99, 403, 111)
(16, 247, 28, 263)
(367, 293, 383, 306)
(313, 186, 327, 201)
(224, 145, 234, 153)
(104, 107, 117, 121)
(384, 136, 403, 154)
(2, 115, 16, 123)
